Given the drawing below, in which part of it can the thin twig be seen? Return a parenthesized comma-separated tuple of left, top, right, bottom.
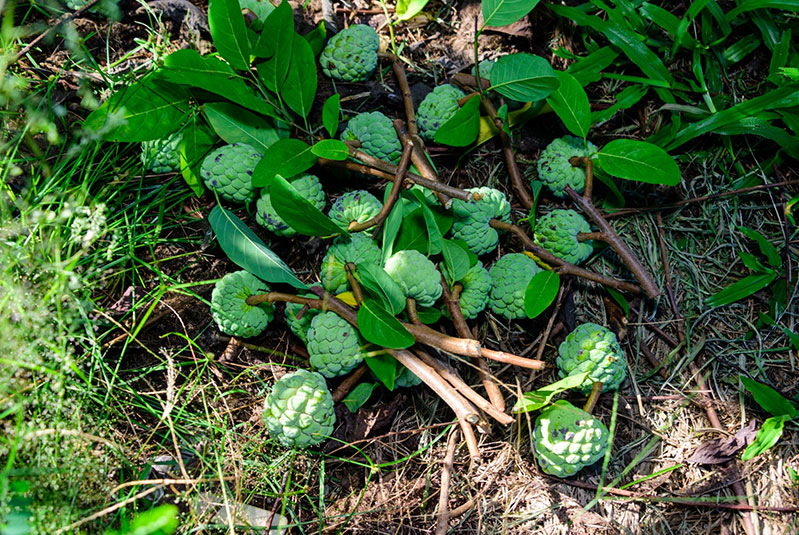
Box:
(345, 263, 364, 305)
(332, 363, 370, 403)
(435, 428, 460, 535)
(535, 283, 567, 363)
(406, 297, 422, 325)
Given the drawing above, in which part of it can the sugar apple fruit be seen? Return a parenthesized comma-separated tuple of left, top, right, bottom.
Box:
(341, 111, 403, 164)
(141, 132, 182, 174)
(211, 270, 275, 338)
(534, 209, 594, 265)
(450, 187, 511, 255)
(457, 261, 491, 320)
(533, 400, 609, 477)
(394, 364, 422, 388)
(488, 253, 542, 320)
(536, 136, 599, 198)
(256, 174, 326, 236)
(557, 323, 626, 394)
(306, 311, 365, 378)
(263, 369, 335, 448)
(416, 84, 465, 141)
(321, 233, 382, 294)
(202, 143, 262, 203)
(285, 288, 322, 343)
(384, 250, 442, 307)
(320, 24, 380, 82)
(328, 190, 382, 230)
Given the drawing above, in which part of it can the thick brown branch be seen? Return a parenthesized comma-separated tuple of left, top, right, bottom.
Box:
(331, 363, 370, 403)
(451, 72, 491, 92)
(577, 231, 605, 242)
(383, 54, 418, 137)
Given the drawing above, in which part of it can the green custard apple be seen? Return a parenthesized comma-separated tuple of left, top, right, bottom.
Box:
(328, 190, 382, 230)
(306, 311, 364, 378)
(557, 323, 626, 394)
(457, 261, 491, 319)
(488, 253, 542, 320)
(320, 24, 380, 82)
(263, 369, 335, 448)
(321, 233, 382, 294)
(534, 209, 594, 265)
(341, 111, 403, 164)
(416, 84, 465, 141)
(211, 270, 275, 338)
(536, 136, 598, 198)
(256, 174, 326, 236)
(141, 132, 182, 174)
(201, 143, 262, 203)
(284, 287, 322, 343)
(384, 249, 442, 307)
(450, 187, 511, 255)
(533, 400, 609, 477)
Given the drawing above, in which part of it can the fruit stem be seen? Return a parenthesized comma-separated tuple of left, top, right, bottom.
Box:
(576, 232, 605, 242)
(569, 156, 594, 200)
(406, 297, 422, 325)
(583, 381, 603, 414)
(344, 262, 364, 305)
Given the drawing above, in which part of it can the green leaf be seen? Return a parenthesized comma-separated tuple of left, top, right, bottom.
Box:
(270, 175, 347, 237)
(546, 71, 591, 139)
(322, 94, 340, 138)
(482, 0, 540, 28)
(311, 139, 349, 160)
(758, 312, 799, 350)
(381, 193, 406, 262)
(489, 53, 559, 102)
(410, 189, 443, 254)
(740, 376, 797, 418)
(356, 261, 407, 315)
(204, 102, 279, 152)
(365, 353, 397, 390)
(738, 226, 782, 269)
(357, 300, 415, 349)
(566, 46, 619, 86)
(434, 95, 481, 146)
(415, 306, 441, 324)
(110, 504, 179, 535)
(256, 2, 294, 89)
(304, 22, 327, 57)
(282, 34, 316, 117)
(512, 372, 590, 413)
(252, 138, 318, 188)
(441, 239, 470, 284)
(705, 272, 777, 307)
(178, 115, 217, 197)
(596, 139, 681, 186)
(523, 271, 560, 319)
(208, 0, 251, 70)
(741, 415, 789, 460)
(394, 205, 452, 255)
(343, 382, 378, 412)
(725, 1, 799, 22)
(607, 287, 630, 316)
(591, 85, 648, 125)
(208, 205, 307, 289)
(395, 0, 430, 21)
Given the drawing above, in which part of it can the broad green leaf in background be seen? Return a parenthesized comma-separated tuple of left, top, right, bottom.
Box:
(178, 115, 217, 197)
(740, 376, 797, 418)
(262, 2, 294, 91)
(381, 194, 406, 262)
(434, 95, 481, 146)
(714, 117, 799, 161)
(566, 46, 619, 86)
(512, 372, 590, 413)
(490, 53, 559, 102)
(270, 175, 347, 237)
(208, 0, 251, 70)
(304, 21, 327, 57)
(357, 300, 415, 349)
(396, 0, 430, 21)
(546, 71, 591, 139)
(524, 271, 560, 319)
(482, 0, 540, 28)
(208, 205, 307, 289)
(415, 306, 441, 324)
(365, 353, 397, 390)
(596, 139, 681, 185)
(738, 226, 783, 269)
(311, 139, 349, 160)
(441, 239, 470, 284)
(252, 138, 318, 187)
(343, 382, 378, 412)
(394, 205, 452, 255)
(410, 189, 443, 254)
(282, 34, 317, 117)
(322, 94, 340, 138)
(356, 261, 407, 315)
(741, 414, 790, 460)
(705, 272, 777, 307)
(204, 102, 280, 152)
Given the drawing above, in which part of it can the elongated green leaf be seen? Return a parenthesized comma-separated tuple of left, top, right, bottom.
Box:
(381, 193, 406, 262)
(726, 1, 799, 22)
(410, 189, 443, 254)
(482, 0, 540, 28)
(715, 117, 799, 161)
(304, 22, 327, 57)
(591, 85, 648, 125)
(252, 138, 318, 187)
(738, 226, 782, 269)
(270, 175, 347, 237)
(434, 95, 481, 146)
(705, 272, 777, 307)
(524, 271, 560, 319)
(512, 373, 590, 413)
(441, 239, 469, 284)
(311, 139, 349, 160)
(357, 299, 415, 349)
(322, 94, 340, 138)
(208, 205, 307, 289)
(256, 2, 294, 90)
(394, 206, 452, 255)
(357, 262, 407, 315)
(282, 34, 316, 117)
(490, 53, 559, 102)
(741, 415, 789, 460)
(343, 382, 378, 412)
(204, 102, 279, 152)
(365, 353, 397, 390)
(597, 140, 681, 185)
(566, 46, 619, 86)
(606, 287, 630, 316)
(741, 376, 797, 417)
(415, 306, 441, 324)
(208, 0, 251, 70)
(396, 0, 430, 21)
(178, 115, 216, 197)
(546, 71, 591, 139)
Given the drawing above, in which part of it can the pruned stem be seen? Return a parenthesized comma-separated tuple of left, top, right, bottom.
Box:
(451, 72, 490, 92)
(406, 297, 422, 325)
(569, 156, 594, 200)
(577, 231, 605, 242)
(344, 263, 364, 305)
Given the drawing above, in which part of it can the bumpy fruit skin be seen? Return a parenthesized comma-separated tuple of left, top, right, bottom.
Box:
(141, 132, 182, 174)
(450, 187, 512, 255)
(285, 288, 322, 343)
(341, 111, 403, 164)
(306, 312, 364, 378)
(557, 323, 626, 394)
(202, 143, 262, 203)
(536, 136, 599, 198)
(321, 233, 382, 294)
(263, 369, 335, 448)
(384, 250, 442, 307)
(534, 209, 593, 265)
(394, 364, 422, 388)
(256, 174, 326, 236)
(458, 261, 491, 319)
(211, 271, 275, 338)
(328, 190, 382, 230)
(417, 85, 465, 141)
(533, 400, 609, 477)
(320, 25, 380, 82)
(488, 253, 542, 320)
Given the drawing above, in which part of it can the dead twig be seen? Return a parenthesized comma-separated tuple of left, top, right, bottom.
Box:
(435, 428, 460, 535)
(332, 363, 370, 403)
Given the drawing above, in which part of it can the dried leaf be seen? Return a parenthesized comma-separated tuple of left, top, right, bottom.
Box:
(687, 421, 757, 465)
